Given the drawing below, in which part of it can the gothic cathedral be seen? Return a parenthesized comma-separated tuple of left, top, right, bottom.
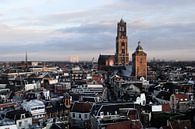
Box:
(115, 19, 129, 65)
(98, 19, 148, 80)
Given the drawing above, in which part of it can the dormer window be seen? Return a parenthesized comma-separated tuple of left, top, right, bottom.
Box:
(100, 112, 104, 116)
(21, 114, 25, 119)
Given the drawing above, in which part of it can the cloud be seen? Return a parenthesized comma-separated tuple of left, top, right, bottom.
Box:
(0, 18, 195, 61)
(0, 0, 195, 61)
(128, 22, 195, 50)
(43, 11, 87, 25)
(0, 22, 116, 61)
(58, 22, 115, 34)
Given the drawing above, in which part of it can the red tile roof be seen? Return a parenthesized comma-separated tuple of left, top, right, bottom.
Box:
(175, 93, 188, 100)
(71, 102, 93, 113)
(105, 120, 142, 129)
(162, 103, 171, 112)
(0, 102, 16, 109)
(92, 74, 103, 84)
(169, 120, 192, 129)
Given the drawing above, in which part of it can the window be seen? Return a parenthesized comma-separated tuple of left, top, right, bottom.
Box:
(120, 27, 122, 31)
(120, 27, 124, 31)
(79, 114, 81, 119)
(121, 42, 125, 54)
(65, 99, 69, 105)
(121, 42, 125, 47)
(140, 58, 143, 64)
(122, 48, 125, 53)
(73, 113, 75, 118)
(21, 114, 25, 119)
(85, 114, 88, 119)
(19, 121, 22, 127)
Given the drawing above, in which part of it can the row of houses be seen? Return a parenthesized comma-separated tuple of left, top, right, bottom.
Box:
(70, 102, 142, 129)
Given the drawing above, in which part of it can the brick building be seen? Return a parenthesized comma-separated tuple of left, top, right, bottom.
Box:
(132, 41, 147, 79)
(115, 19, 129, 66)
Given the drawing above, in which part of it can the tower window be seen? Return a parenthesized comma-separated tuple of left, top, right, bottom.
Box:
(140, 58, 143, 64)
(121, 42, 125, 46)
(120, 27, 124, 31)
(122, 48, 125, 53)
(121, 27, 124, 31)
(121, 42, 125, 53)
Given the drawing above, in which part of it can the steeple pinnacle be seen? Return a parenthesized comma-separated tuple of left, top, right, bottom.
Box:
(138, 41, 141, 45)
(120, 18, 125, 23)
(136, 41, 143, 51)
(25, 51, 28, 63)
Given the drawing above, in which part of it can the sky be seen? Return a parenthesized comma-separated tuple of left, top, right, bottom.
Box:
(0, 0, 195, 61)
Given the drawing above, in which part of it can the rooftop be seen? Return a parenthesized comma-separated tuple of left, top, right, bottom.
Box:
(71, 101, 93, 113)
(22, 99, 45, 108)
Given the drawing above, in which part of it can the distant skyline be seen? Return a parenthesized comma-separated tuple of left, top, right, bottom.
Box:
(0, 0, 195, 61)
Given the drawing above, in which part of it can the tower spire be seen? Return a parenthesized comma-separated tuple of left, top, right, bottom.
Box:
(120, 17, 124, 23)
(25, 51, 28, 71)
(136, 41, 143, 51)
(138, 41, 141, 45)
(25, 51, 28, 63)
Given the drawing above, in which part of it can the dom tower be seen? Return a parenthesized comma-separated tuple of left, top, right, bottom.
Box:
(115, 19, 129, 65)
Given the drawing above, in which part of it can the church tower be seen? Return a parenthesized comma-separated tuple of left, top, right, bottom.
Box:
(132, 41, 147, 79)
(115, 19, 129, 65)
